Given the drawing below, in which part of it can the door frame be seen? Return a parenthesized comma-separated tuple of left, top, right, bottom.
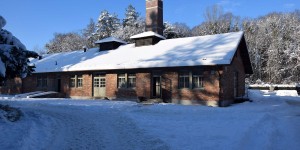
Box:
(93, 73, 106, 98)
(152, 74, 162, 98)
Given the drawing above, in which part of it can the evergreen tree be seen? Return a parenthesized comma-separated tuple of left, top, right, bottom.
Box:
(95, 10, 120, 39)
(0, 16, 38, 81)
(82, 19, 97, 48)
(123, 5, 139, 27)
(112, 5, 145, 42)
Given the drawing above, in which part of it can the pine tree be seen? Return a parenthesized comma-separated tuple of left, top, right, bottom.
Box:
(123, 5, 139, 27)
(95, 10, 120, 39)
(112, 5, 145, 42)
(0, 16, 38, 81)
(82, 19, 97, 48)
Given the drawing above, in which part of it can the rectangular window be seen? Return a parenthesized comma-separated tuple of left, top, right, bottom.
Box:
(70, 75, 76, 88)
(193, 75, 204, 89)
(179, 72, 190, 89)
(70, 75, 83, 88)
(77, 75, 83, 87)
(118, 74, 126, 88)
(128, 74, 136, 88)
(37, 76, 47, 87)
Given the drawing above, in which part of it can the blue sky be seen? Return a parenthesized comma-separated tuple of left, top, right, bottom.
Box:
(1, 0, 299, 51)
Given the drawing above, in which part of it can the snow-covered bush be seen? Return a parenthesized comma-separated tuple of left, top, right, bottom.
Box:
(0, 104, 22, 122)
(0, 15, 38, 80)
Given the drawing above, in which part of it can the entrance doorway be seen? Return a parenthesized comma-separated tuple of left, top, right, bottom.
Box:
(93, 74, 106, 97)
(152, 76, 161, 98)
(57, 78, 61, 92)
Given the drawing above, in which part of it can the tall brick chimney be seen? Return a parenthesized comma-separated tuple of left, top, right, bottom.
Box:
(146, 0, 163, 35)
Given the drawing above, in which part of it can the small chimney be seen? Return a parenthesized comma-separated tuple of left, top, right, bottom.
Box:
(146, 0, 163, 35)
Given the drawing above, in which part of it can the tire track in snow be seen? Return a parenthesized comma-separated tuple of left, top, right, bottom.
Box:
(21, 103, 169, 150)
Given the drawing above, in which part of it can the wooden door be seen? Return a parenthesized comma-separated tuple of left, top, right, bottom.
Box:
(94, 75, 106, 97)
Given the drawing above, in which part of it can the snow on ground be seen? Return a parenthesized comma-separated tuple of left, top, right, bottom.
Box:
(0, 90, 299, 150)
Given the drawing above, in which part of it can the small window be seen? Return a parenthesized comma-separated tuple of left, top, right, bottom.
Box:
(193, 75, 204, 89)
(128, 74, 136, 88)
(70, 75, 76, 88)
(77, 75, 83, 87)
(70, 75, 83, 88)
(179, 72, 190, 89)
(100, 78, 105, 87)
(118, 74, 126, 88)
(37, 76, 47, 87)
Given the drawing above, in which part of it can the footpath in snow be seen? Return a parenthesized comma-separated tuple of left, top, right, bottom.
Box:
(0, 90, 299, 150)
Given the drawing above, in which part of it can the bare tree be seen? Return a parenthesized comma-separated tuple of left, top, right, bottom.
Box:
(45, 32, 86, 53)
(192, 5, 241, 36)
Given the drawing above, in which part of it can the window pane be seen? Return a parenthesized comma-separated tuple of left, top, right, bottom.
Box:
(100, 78, 106, 87)
(193, 76, 203, 88)
(118, 74, 126, 88)
(94, 78, 100, 87)
(77, 76, 83, 87)
(70, 76, 76, 87)
(179, 72, 190, 88)
(128, 74, 136, 88)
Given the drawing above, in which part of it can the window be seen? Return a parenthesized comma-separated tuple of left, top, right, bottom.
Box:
(37, 76, 47, 87)
(117, 73, 136, 88)
(118, 74, 126, 88)
(193, 75, 204, 89)
(77, 75, 83, 87)
(70, 75, 83, 88)
(179, 71, 205, 89)
(70, 76, 76, 87)
(100, 77, 105, 87)
(179, 72, 190, 89)
(128, 74, 136, 88)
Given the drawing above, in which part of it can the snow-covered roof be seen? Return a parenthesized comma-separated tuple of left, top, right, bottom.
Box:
(130, 31, 166, 40)
(95, 37, 127, 44)
(31, 31, 246, 73)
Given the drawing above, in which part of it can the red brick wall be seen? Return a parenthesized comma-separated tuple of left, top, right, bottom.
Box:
(67, 73, 93, 98)
(106, 74, 117, 98)
(136, 73, 151, 98)
(220, 47, 246, 102)
(163, 69, 220, 105)
(8, 59, 246, 106)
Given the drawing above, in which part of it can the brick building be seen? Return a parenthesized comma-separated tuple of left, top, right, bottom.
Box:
(0, 0, 252, 106)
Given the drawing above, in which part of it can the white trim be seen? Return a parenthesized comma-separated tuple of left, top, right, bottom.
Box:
(95, 37, 127, 44)
(130, 31, 166, 39)
(146, 6, 163, 10)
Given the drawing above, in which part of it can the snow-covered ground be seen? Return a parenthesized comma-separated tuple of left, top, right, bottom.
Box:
(0, 90, 299, 150)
